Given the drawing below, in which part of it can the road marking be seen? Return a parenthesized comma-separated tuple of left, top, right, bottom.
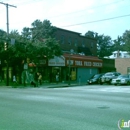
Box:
(96, 87, 130, 93)
(61, 86, 130, 93)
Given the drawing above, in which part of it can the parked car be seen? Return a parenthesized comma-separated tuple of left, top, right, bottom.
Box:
(100, 72, 121, 85)
(87, 73, 104, 84)
(111, 74, 130, 85)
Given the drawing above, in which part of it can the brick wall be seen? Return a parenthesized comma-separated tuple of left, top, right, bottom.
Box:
(115, 58, 130, 74)
(54, 28, 97, 56)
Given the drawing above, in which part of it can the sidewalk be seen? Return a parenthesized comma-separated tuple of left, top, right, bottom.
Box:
(0, 82, 86, 88)
(40, 82, 83, 88)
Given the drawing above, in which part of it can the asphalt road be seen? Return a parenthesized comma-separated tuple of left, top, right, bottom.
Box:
(0, 85, 130, 130)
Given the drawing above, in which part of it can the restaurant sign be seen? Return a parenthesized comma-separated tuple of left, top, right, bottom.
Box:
(48, 56, 65, 66)
(67, 60, 102, 67)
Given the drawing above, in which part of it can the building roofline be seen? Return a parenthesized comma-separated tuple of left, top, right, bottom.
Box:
(56, 27, 96, 40)
(56, 27, 81, 34)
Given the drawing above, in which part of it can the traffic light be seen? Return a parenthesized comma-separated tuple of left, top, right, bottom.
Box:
(4, 42, 8, 50)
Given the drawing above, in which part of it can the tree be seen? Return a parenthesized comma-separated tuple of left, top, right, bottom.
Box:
(85, 31, 113, 58)
(4, 19, 62, 64)
(0, 19, 62, 85)
(97, 35, 113, 58)
(21, 19, 62, 60)
(122, 30, 130, 52)
(112, 36, 125, 52)
(0, 29, 7, 56)
(85, 31, 97, 38)
(0, 29, 6, 39)
(31, 19, 56, 40)
(21, 27, 31, 40)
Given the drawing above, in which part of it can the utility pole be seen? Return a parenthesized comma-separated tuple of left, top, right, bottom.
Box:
(0, 2, 17, 86)
(0, 2, 17, 34)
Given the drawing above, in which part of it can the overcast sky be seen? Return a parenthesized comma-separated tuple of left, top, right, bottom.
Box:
(0, 0, 130, 40)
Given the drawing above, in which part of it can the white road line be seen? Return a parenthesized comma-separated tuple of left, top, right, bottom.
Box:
(95, 87, 130, 93)
(61, 86, 130, 93)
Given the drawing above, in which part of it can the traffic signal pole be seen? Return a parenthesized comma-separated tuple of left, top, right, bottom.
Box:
(0, 2, 16, 86)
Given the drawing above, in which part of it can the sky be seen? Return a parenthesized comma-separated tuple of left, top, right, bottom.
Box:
(0, 0, 130, 40)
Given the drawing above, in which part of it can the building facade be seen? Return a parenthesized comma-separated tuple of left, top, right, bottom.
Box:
(104, 51, 130, 74)
(108, 51, 130, 58)
(55, 28, 97, 56)
(42, 28, 103, 84)
(115, 58, 130, 74)
(46, 54, 102, 84)
(1, 28, 103, 85)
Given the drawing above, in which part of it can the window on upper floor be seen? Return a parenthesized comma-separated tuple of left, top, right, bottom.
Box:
(91, 42, 93, 48)
(74, 38, 78, 46)
(82, 40, 85, 47)
(68, 37, 71, 45)
(114, 53, 116, 57)
(61, 35, 64, 44)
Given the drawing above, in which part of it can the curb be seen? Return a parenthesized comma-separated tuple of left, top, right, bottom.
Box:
(0, 83, 87, 88)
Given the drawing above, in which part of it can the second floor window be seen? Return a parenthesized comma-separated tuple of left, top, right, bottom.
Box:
(82, 40, 85, 47)
(91, 42, 93, 48)
(68, 37, 71, 45)
(114, 53, 116, 57)
(74, 38, 78, 46)
(61, 35, 64, 44)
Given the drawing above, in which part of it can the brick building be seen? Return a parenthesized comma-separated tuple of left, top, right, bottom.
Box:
(105, 51, 130, 74)
(55, 28, 97, 56)
(115, 58, 130, 74)
(44, 28, 103, 84)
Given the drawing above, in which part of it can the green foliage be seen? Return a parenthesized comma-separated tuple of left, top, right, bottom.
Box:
(31, 19, 56, 40)
(122, 30, 130, 52)
(85, 30, 130, 58)
(85, 30, 113, 58)
(96, 35, 113, 58)
(0, 19, 62, 66)
(112, 36, 125, 52)
(85, 31, 97, 38)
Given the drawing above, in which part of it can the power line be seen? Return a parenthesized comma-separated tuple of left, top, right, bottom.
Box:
(0, 2, 16, 8)
(0, 0, 129, 31)
(61, 14, 130, 27)
(47, 0, 126, 18)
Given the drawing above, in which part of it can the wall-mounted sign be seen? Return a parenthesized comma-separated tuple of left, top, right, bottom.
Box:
(66, 59, 102, 68)
(48, 56, 65, 66)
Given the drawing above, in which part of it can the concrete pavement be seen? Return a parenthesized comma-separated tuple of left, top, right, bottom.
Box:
(0, 85, 130, 130)
(0, 81, 86, 88)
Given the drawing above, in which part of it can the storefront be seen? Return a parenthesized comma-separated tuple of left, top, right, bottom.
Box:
(48, 56, 66, 82)
(39, 54, 103, 83)
(1, 54, 103, 85)
(64, 54, 103, 84)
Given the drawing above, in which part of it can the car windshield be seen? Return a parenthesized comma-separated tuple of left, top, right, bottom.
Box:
(93, 74, 101, 78)
(118, 75, 128, 78)
(105, 73, 113, 76)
